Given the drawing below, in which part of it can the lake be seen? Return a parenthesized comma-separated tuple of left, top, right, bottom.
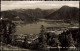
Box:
(14, 21, 76, 35)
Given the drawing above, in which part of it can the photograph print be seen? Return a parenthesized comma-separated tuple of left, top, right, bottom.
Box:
(0, 1, 80, 51)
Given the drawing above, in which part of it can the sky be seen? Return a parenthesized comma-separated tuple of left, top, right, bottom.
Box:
(1, 1, 79, 11)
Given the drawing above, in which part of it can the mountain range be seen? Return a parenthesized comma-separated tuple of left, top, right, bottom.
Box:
(1, 6, 79, 23)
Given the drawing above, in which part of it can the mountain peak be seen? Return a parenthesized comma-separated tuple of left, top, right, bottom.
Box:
(45, 6, 79, 22)
(60, 5, 70, 9)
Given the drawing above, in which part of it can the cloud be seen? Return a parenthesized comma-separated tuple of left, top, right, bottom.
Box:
(1, 1, 79, 11)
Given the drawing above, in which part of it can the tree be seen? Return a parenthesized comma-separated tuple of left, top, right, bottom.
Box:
(0, 19, 16, 44)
